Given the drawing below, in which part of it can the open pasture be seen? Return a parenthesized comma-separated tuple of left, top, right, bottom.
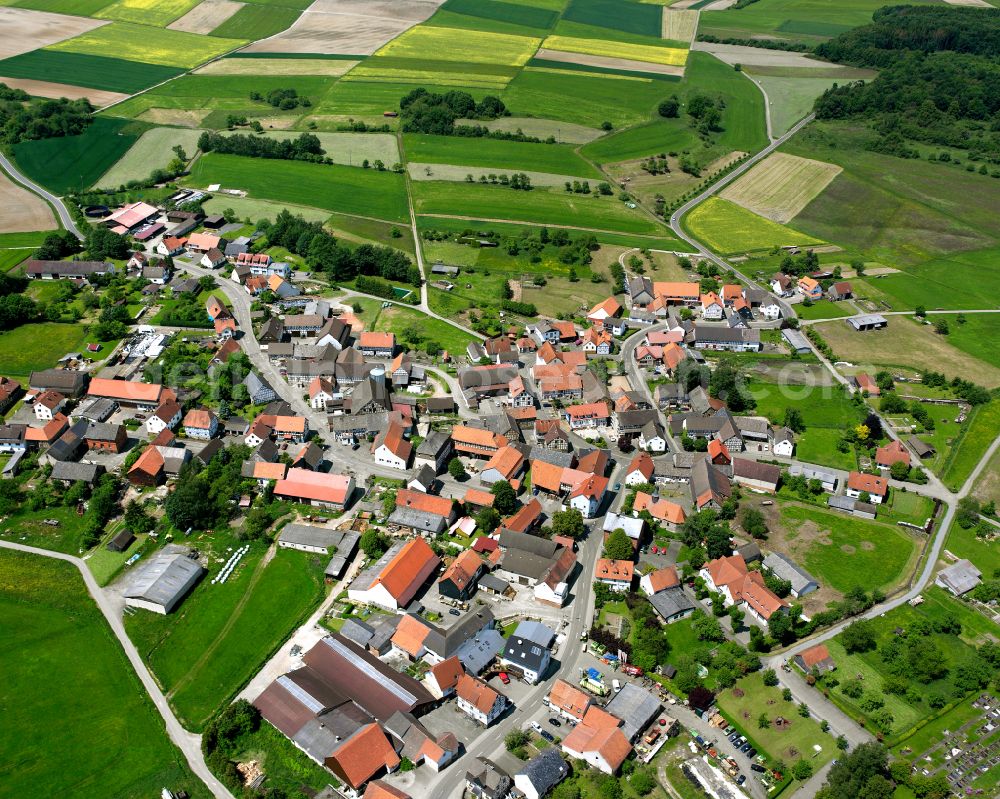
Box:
(136, 107, 210, 125)
(201, 195, 330, 223)
(403, 133, 601, 177)
(8, 0, 116, 14)
(0, 49, 183, 93)
(0, 551, 208, 799)
(685, 197, 822, 254)
(662, 8, 697, 42)
(408, 162, 588, 188)
(225, 129, 399, 166)
(561, 0, 664, 37)
(939, 401, 1000, 493)
(167, 0, 242, 32)
(318, 77, 488, 116)
(412, 180, 664, 234)
(185, 152, 409, 221)
(0, 75, 127, 107)
(930, 314, 1000, 370)
(746, 71, 855, 135)
(542, 34, 687, 66)
(209, 3, 302, 38)
(48, 21, 245, 67)
(0, 6, 108, 60)
(375, 25, 540, 65)
(95, 0, 200, 26)
(0, 170, 55, 232)
(439, 0, 558, 30)
(242, 0, 445, 55)
(456, 115, 603, 144)
(196, 55, 356, 75)
(815, 316, 1000, 388)
(13, 116, 145, 194)
(720, 152, 841, 223)
(96, 126, 203, 188)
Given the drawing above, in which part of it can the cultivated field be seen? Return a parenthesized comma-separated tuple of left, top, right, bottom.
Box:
(243, 0, 445, 54)
(685, 196, 823, 254)
(201, 195, 330, 222)
(137, 107, 210, 126)
(47, 21, 245, 67)
(0, 50, 184, 93)
(0, 170, 55, 232)
(96, 126, 203, 188)
(408, 162, 589, 188)
(662, 8, 697, 42)
(195, 55, 358, 75)
(561, 0, 664, 37)
(210, 3, 302, 39)
(0, 6, 108, 60)
(533, 48, 684, 76)
(456, 115, 604, 143)
(0, 75, 126, 107)
(96, 0, 201, 26)
(226, 129, 399, 166)
(815, 316, 1000, 388)
(403, 133, 601, 177)
(721, 152, 842, 223)
(542, 33, 687, 65)
(378, 25, 540, 65)
(185, 152, 410, 221)
(167, 0, 243, 32)
(0, 551, 208, 799)
(692, 41, 847, 68)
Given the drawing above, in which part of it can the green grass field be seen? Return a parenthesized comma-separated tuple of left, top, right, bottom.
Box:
(96, 0, 200, 26)
(562, 0, 664, 37)
(0, 550, 208, 798)
(364, 301, 476, 354)
(794, 299, 854, 320)
(185, 153, 409, 222)
(943, 519, 1000, 579)
(126, 546, 326, 731)
(403, 133, 601, 178)
(317, 79, 489, 117)
(96, 127, 203, 189)
(745, 72, 851, 136)
(0, 249, 31, 273)
(0, 322, 109, 378)
(210, 3, 302, 38)
(0, 49, 184, 93)
(10, 0, 118, 14)
(860, 249, 1000, 312)
(144, 73, 334, 104)
(201, 196, 330, 224)
(748, 378, 859, 428)
(48, 21, 245, 68)
(940, 401, 1000, 492)
(438, 0, 559, 31)
(13, 117, 146, 194)
(930, 314, 1000, 370)
(778, 502, 920, 594)
(413, 180, 663, 233)
(685, 197, 823, 254)
(218, 130, 399, 167)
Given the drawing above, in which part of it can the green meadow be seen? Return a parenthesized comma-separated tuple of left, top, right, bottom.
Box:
(0, 50, 183, 93)
(403, 133, 601, 177)
(210, 3, 302, 38)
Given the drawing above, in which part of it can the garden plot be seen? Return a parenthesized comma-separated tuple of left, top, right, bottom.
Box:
(534, 48, 684, 76)
(243, 0, 445, 54)
(0, 7, 109, 60)
(662, 8, 697, 43)
(167, 0, 244, 32)
(0, 171, 55, 233)
(720, 152, 841, 223)
(0, 76, 127, 107)
(195, 56, 357, 75)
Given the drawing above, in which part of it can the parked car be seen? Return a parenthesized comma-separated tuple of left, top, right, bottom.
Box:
(737, 775, 746, 786)
(540, 730, 555, 742)
(750, 764, 766, 774)
(623, 665, 644, 677)
(548, 718, 561, 727)
(740, 742, 752, 753)
(449, 608, 461, 616)
(531, 721, 543, 733)
(746, 748, 757, 759)
(499, 672, 510, 685)
(728, 732, 741, 743)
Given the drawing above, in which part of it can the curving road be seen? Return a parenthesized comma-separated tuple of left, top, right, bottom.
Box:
(0, 152, 82, 239)
(0, 540, 235, 799)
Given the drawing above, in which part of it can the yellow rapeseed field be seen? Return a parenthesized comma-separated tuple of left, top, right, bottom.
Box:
(542, 34, 688, 66)
(96, 0, 201, 27)
(48, 21, 245, 67)
(686, 197, 824, 254)
(375, 26, 541, 66)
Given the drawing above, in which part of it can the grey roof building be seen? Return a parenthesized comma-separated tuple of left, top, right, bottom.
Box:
(781, 328, 811, 353)
(604, 683, 663, 742)
(936, 559, 982, 596)
(339, 618, 376, 650)
(278, 524, 359, 559)
(244, 372, 278, 405)
(50, 460, 102, 485)
(466, 758, 512, 799)
(515, 749, 569, 799)
(29, 368, 88, 397)
(123, 544, 205, 614)
(762, 552, 819, 598)
(649, 586, 696, 624)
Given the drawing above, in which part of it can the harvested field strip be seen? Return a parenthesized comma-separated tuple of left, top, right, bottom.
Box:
(47, 21, 246, 68)
(0, 76, 127, 108)
(0, 170, 55, 233)
(136, 108, 210, 126)
(210, 3, 301, 38)
(534, 49, 683, 76)
(185, 152, 409, 221)
(167, 0, 243, 32)
(343, 63, 515, 90)
(685, 196, 823, 254)
(96, 126, 203, 189)
(0, 6, 110, 61)
(13, 116, 146, 194)
(0, 49, 184, 93)
(456, 116, 602, 144)
(720, 152, 841, 223)
(542, 34, 687, 65)
(95, 0, 201, 26)
(195, 56, 356, 75)
(374, 25, 540, 66)
(662, 8, 697, 42)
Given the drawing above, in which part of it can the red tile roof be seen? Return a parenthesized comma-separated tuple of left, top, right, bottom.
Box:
(456, 673, 502, 715)
(626, 452, 655, 481)
(876, 439, 910, 468)
(89, 378, 162, 404)
(330, 723, 400, 789)
(798, 644, 833, 670)
(643, 566, 680, 593)
(439, 549, 483, 592)
(847, 471, 888, 496)
(360, 332, 395, 349)
(274, 469, 352, 505)
(429, 656, 464, 693)
(371, 538, 441, 607)
(595, 559, 633, 583)
(396, 488, 454, 518)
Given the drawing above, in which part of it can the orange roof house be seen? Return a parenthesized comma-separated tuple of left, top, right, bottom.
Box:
(451, 425, 508, 456)
(701, 554, 787, 621)
(348, 537, 441, 611)
(359, 331, 395, 352)
(391, 613, 433, 659)
(395, 488, 455, 518)
(25, 413, 69, 443)
(88, 377, 164, 406)
(426, 656, 465, 698)
(853, 373, 880, 396)
(653, 281, 700, 304)
(625, 452, 655, 484)
(547, 679, 593, 721)
(481, 445, 525, 483)
(252, 461, 288, 482)
(847, 471, 889, 499)
(876, 439, 910, 469)
(127, 446, 164, 486)
(794, 643, 836, 673)
(640, 566, 680, 595)
(502, 498, 542, 534)
(364, 780, 412, 799)
(594, 559, 634, 589)
(587, 297, 622, 322)
(561, 705, 632, 774)
(707, 438, 731, 465)
(326, 723, 400, 791)
(632, 491, 686, 527)
(438, 549, 484, 600)
(274, 469, 353, 508)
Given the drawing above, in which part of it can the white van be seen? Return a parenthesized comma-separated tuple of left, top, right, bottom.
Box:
(612, 679, 622, 693)
(531, 721, 543, 733)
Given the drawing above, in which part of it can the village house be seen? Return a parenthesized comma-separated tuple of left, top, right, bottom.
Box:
(700, 554, 788, 624)
(846, 471, 889, 503)
(560, 705, 632, 775)
(274, 469, 353, 510)
(624, 452, 655, 486)
(594, 559, 633, 592)
(875, 439, 910, 472)
(359, 332, 395, 358)
(348, 537, 440, 611)
(183, 408, 218, 440)
(372, 420, 412, 470)
(456, 674, 508, 727)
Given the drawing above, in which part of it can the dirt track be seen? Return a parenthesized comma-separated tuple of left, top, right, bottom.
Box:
(168, 0, 243, 33)
(0, 169, 56, 233)
(0, 6, 109, 60)
(0, 75, 128, 108)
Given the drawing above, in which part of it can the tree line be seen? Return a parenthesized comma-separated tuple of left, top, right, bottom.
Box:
(0, 84, 93, 145)
(399, 88, 509, 136)
(198, 131, 329, 163)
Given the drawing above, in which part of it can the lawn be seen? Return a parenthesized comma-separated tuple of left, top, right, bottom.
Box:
(366, 302, 477, 354)
(747, 378, 859, 429)
(0, 505, 94, 554)
(403, 133, 602, 178)
(47, 21, 245, 68)
(0, 322, 111, 379)
(814, 318, 1000, 390)
(716, 672, 836, 773)
(939, 401, 1000, 492)
(13, 117, 147, 194)
(201, 196, 331, 224)
(210, 3, 302, 38)
(972, 446, 1000, 507)
(184, 153, 410, 222)
(126, 546, 327, 731)
(12, 0, 118, 14)
(777, 502, 920, 594)
(0, 49, 184, 93)
(96, 0, 201, 26)
(930, 314, 1000, 370)
(794, 300, 853, 320)
(0, 549, 209, 798)
(685, 197, 823, 254)
(412, 180, 664, 234)
(96, 126, 203, 189)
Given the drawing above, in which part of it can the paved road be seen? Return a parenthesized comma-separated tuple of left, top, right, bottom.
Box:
(0, 540, 234, 799)
(0, 152, 82, 238)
